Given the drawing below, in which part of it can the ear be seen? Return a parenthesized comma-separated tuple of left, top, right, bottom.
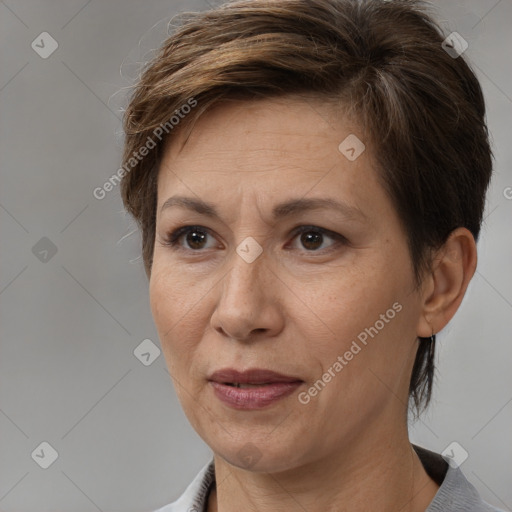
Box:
(416, 227, 478, 338)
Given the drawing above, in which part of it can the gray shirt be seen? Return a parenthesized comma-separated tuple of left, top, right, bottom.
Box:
(153, 444, 505, 511)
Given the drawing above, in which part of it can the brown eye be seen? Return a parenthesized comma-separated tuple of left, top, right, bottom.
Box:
(290, 226, 347, 253)
(184, 229, 208, 250)
(300, 231, 324, 250)
(164, 226, 217, 251)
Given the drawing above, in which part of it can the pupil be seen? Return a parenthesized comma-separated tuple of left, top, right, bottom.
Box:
(302, 232, 322, 250)
(187, 230, 206, 249)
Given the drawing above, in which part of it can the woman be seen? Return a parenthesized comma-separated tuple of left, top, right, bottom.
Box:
(120, 0, 502, 510)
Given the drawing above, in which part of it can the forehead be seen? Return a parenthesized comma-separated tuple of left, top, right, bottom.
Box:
(164, 95, 354, 162)
(156, 96, 386, 224)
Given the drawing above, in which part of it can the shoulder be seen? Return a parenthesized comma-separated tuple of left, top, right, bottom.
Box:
(429, 464, 506, 512)
(413, 444, 506, 512)
(151, 460, 215, 512)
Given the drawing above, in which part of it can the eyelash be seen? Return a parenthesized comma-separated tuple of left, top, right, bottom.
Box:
(162, 224, 348, 254)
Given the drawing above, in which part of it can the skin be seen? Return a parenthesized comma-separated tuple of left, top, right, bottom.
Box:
(149, 96, 477, 512)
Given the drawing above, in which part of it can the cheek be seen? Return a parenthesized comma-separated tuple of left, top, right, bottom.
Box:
(299, 253, 416, 386)
(149, 266, 174, 336)
(149, 265, 190, 360)
(307, 261, 401, 334)
(149, 260, 215, 369)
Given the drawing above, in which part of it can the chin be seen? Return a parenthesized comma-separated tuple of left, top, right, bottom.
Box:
(212, 435, 308, 474)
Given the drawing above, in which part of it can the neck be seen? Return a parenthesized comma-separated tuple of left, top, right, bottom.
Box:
(207, 424, 439, 512)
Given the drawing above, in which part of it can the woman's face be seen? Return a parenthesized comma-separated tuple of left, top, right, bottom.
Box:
(150, 96, 426, 472)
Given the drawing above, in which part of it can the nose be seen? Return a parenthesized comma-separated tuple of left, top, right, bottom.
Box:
(210, 246, 284, 342)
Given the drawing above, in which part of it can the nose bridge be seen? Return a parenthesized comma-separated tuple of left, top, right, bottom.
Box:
(223, 189, 270, 296)
(223, 241, 267, 303)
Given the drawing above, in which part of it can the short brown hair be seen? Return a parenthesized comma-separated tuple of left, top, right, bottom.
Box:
(120, 0, 493, 416)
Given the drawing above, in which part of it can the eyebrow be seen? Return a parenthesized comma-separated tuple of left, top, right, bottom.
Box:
(160, 195, 368, 222)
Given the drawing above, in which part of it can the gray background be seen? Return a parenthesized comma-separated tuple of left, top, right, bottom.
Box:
(0, 0, 510, 511)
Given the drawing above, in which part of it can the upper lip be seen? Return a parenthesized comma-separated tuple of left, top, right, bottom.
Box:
(208, 368, 303, 384)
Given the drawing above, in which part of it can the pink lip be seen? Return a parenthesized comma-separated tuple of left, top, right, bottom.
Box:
(208, 368, 303, 410)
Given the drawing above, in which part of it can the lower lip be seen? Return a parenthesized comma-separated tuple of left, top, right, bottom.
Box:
(209, 381, 302, 410)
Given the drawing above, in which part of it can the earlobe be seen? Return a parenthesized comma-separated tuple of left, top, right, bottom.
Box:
(416, 227, 477, 338)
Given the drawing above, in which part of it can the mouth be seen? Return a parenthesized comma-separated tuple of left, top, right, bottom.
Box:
(208, 368, 304, 409)
(224, 382, 274, 388)
(208, 368, 303, 385)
